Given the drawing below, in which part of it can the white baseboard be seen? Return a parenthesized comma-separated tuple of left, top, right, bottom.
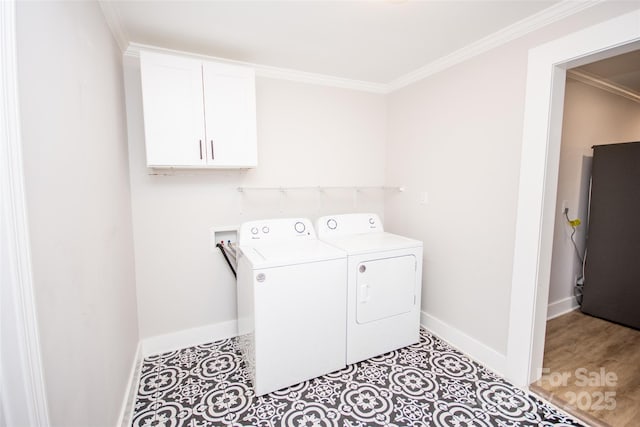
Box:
(420, 311, 507, 376)
(141, 320, 238, 357)
(117, 321, 238, 425)
(547, 296, 579, 320)
(117, 342, 142, 427)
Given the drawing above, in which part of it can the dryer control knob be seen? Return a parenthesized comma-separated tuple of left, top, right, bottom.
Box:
(262, 226, 270, 233)
(294, 221, 306, 233)
(251, 227, 259, 235)
(368, 217, 375, 225)
(327, 219, 337, 230)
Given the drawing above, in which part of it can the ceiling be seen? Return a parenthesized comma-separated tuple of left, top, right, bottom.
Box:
(105, 0, 561, 84)
(573, 49, 640, 94)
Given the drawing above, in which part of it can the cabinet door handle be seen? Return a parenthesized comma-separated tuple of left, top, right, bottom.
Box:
(210, 140, 214, 160)
(199, 140, 203, 160)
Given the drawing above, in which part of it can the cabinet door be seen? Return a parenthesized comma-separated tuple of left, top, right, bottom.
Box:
(140, 51, 206, 167)
(202, 62, 257, 167)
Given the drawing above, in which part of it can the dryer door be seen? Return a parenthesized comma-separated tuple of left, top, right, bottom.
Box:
(356, 255, 416, 324)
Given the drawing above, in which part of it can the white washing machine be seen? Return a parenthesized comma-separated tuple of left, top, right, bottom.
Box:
(316, 213, 423, 365)
(236, 218, 347, 396)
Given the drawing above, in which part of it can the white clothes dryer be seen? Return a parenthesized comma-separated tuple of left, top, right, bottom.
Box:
(236, 218, 347, 396)
(316, 213, 423, 365)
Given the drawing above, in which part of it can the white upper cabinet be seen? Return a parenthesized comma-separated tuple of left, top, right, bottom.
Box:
(139, 50, 257, 168)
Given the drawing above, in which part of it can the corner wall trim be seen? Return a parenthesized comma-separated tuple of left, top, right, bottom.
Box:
(547, 297, 579, 320)
(98, 0, 129, 52)
(0, 0, 51, 424)
(141, 320, 238, 357)
(117, 343, 143, 427)
(420, 311, 507, 376)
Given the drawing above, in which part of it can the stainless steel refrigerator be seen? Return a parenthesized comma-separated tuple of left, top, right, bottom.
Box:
(581, 141, 640, 330)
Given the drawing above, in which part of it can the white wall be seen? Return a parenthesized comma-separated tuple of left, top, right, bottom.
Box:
(548, 80, 640, 312)
(385, 45, 524, 356)
(16, 2, 139, 425)
(123, 58, 387, 339)
(384, 1, 639, 360)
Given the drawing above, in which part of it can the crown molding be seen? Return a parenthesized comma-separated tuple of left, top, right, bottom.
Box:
(388, 0, 604, 91)
(99, 0, 129, 52)
(121, 0, 602, 94)
(125, 43, 390, 94)
(252, 64, 389, 94)
(568, 69, 640, 104)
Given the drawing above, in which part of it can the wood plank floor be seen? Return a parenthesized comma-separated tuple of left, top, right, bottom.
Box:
(531, 310, 640, 427)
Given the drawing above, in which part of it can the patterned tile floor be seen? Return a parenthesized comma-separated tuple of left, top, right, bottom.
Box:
(132, 329, 583, 426)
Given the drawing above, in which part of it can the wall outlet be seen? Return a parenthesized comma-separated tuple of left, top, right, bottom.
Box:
(420, 192, 429, 205)
(561, 200, 569, 214)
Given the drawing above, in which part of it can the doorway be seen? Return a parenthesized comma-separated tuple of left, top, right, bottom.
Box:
(506, 8, 640, 390)
(531, 51, 640, 425)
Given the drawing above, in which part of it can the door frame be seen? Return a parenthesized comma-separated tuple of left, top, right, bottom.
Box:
(507, 9, 640, 387)
(0, 0, 50, 424)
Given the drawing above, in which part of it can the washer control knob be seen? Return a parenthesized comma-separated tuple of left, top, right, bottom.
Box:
(327, 219, 337, 230)
(359, 265, 366, 273)
(251, 227, 259, 235)
(262, 226, 270, 233)
(294, 221, 306, 233)
(368, 217, 375, 225)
